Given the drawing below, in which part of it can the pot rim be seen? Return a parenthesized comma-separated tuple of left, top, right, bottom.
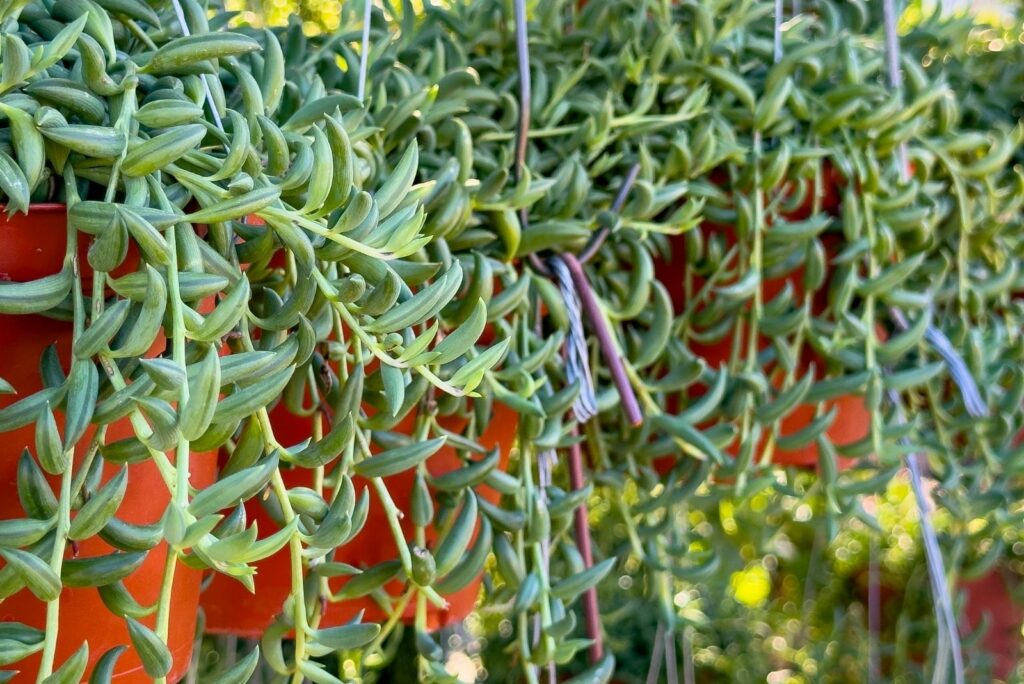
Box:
(0, 202, 67, 214)
(0, 201, 67, 218)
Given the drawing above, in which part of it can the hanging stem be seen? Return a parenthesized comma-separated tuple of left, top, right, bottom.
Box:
(512, 0, 531, 186)
(153, 213, 192, 684)
(645, 622, 666, 684)
(38, 252, 87, 681)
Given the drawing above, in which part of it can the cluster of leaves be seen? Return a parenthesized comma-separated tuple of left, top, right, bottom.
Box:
(375, 0, 1021, 680)
(476, 475, 1022, 683)
(2, 0, 1024, 681)
(218, 0, 1023, 681)
(0, 0, 502, 681)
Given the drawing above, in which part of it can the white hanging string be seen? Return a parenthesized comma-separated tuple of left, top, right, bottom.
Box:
(879, 2, 964, 680)
(887, 385, 965, 683)
(357, 0, 372, 102)
(882, 0, 909, 180)
(168, 0, 224, 130)
(889, 307, 987, 417)
(772, 0, 784, 64)
(549, 256, 599, 422)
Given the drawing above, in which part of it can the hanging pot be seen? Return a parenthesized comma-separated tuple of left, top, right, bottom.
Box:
(0, 204, 140, 289)
(654, 166, 868, 469)
(859, 564, 1022, 679)
(0, 206, 216, 683)
(201, 401, 518, 638)
(961, 569, 1023, 680)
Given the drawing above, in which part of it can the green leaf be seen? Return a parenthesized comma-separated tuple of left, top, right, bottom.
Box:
(312, 623, 380, 651)
(432, 299, 486, 365)
(216, 646, 260, 684)
(63, 359, 98, 448)
(61, 551, 147, 588)
(334, 560, 401, 600)
(125, 618, 171, 678)
(17, 450, 58, 519)
(380, 364, 405, 417)
(364, 263, 463, 334)
(0, 517, 54, 548)
(0, 257, 71, 314)
(88, 646, 127, 684)
(0, 549, 60, 601)
(97, 581, 155, 619)
(353, 438, 445, 479)
(35, 403, 66, 475)
(550, 558, 616, 600)
(449, 340, 510, 393)
(188, 453, 279, 519)
(142, 33, 260, 75)
(69, 467, 127, 541)
(213, 367, 293, 424)
(374, 142, 419, 218)
(41, 642, 88, 684)
(179, 345, 220, 441)
(74, 299, 130, 359)
(282, 94, 361, 133)
(121, 125, 206, 177)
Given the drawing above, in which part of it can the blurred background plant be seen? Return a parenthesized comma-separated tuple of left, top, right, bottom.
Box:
(191, 472, 1024, 682)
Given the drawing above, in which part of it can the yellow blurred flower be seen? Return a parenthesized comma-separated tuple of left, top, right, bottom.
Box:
(729, 564, 771, 608)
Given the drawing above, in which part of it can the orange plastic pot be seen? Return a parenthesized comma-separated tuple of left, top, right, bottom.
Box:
(201, 401, 518, 637)
(961, 570, 1023, 680)
(0, 204, 139, 289)
(654, 173, 868, 470)
(0, 206, 215, 682)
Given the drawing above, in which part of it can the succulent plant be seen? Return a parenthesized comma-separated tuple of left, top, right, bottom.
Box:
(0, 0, 492, 680)
(1, 0, 1021, 681)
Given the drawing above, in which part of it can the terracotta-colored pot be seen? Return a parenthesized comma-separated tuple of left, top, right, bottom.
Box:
(859, 566, 1022, 679)
(201, 401, 518, 637)
(0, 206, 215, 682)
(0, 204, 140, 289)
(654, 169, 868, 470)
(961, 569, 1023, 679)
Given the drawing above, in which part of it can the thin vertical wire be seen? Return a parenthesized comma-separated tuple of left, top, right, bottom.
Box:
(169, 0, 223, 130)
(357, 0, 372, 102)
(664, 625, 679, 684)
(887, 389, 965, 684)
(645, 622, 666, 684)
(562, 253, 643, 426)
(513, 0, 531, 184)
(868, 538, 880, 681)
(882, 0, 909, 180)
(880, 1, 964, 677)
(773, 0, 784, 64)
(889, 307, 986, 418)
(681, 628, 695, 684)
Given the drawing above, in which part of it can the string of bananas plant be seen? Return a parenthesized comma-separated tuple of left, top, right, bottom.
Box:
(1, 0, 1022, 682)
(0, 0, 494, 682)
(283, 0, 1022, 681)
